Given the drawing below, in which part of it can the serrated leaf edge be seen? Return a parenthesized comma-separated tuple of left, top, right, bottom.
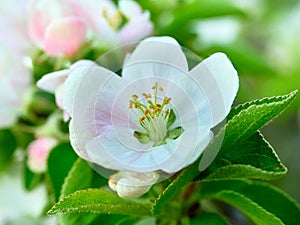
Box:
(228, 90, 298, 120)
(213, 190, 284, 225)
(48, 188, 151, 216)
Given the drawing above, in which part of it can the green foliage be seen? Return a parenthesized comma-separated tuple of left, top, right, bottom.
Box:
(0, 129, 17, 170)
(58, 158, 96, 225)
(48, 189, 152, 216)
(221, 90, 297, 149)
(190, 213, 230, 225)
(24, 164, 43, 191)
(47, 143, 78, 201)
(60, 158, 93, 199)
(152, 91, 297, 215)
(200, 180, 300, 225)
(161, 0, 245, 37)
(203, 132, 287, 181)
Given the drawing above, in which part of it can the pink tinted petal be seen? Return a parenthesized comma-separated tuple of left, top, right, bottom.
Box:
(44, 17, 87, 56)
(67, 0, 117, 41)
(28, 11, 50, 48)
(37, 69, 69, 93)
(117, 14, 153, 44)
(119, 0, 142, 19)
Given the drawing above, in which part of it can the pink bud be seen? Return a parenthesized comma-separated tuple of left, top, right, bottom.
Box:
(27, 137, 57, 173)
(44, 17, 87, 56)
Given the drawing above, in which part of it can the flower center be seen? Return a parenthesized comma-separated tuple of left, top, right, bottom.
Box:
(129, 82, 173, 146)
(102, 7, 122, 29)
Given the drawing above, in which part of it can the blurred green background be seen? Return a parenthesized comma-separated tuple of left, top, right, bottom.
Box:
(136, 0, 300, 202)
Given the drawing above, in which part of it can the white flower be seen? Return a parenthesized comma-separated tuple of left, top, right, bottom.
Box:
(61, 36, 239, 196)
(0, 1, 32, 128)
(67, 0, 153, 44)
(0, 46, 31, 128)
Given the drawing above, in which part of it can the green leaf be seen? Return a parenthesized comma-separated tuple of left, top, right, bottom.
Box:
(152, 91, 297, 215)
(190, 212, 230, 225)
(48, 189, 152, 216)
(89, 214, 137, 225)
(202, 132, 286, 181)
(60, 158, 93, 199)
(199, 90, 296, 176)
(152, 162, 199, 215)
(58, 158, 95, 225)
(0, 129, 17, 170)
(24, 164, 43, 191)
(47, 143, 78, 201)
(222, 90, 297, 149)
(58, 212, 98, 225)
(200, 180, 300, 225)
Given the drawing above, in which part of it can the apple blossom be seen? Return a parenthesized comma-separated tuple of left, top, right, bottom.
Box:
(60, 36, 238, 197)
(28, 0, 87, 56)
(27, 137, 57, 173)
(67, 0, 153, 44)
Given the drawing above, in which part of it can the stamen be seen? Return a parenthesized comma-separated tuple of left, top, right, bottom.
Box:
(129, 82, 173, 146)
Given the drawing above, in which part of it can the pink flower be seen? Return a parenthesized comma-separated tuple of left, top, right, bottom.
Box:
(27, 137, 57, 173)
(28, 0, 87, 56)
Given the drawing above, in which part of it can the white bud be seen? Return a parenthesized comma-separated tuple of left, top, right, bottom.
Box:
(109, 171, 159, 198)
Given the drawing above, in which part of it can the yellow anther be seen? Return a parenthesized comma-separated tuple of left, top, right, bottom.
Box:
(156, 104, 162, 108)
(152, 82, 158, 90)
(132, 94, 139, 99)
(164, 97, 171, 104)
(144, 109, 150, 115)
(165, 109, 170, 116)
(159, 86, 164, 92)
(142, 93, 148, 98)
(139, 116, 145, 123)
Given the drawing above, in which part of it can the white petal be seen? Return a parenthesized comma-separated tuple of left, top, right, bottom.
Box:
(109, 171, 159, 198)
(37, 69, 69, 93)
(122, 36, 188, 82)
(85, 132, 126, 170)
(0, 106, 18, 128)
(157, 126, 211, 173)
(183, 131, 214, 168)
(62, 62, 96, 117)
(189, 52, 239, 127)
(69, 119, 90, 159)
(67, 65, 122, 161)
(85, 132, 163, 172)
(117, 14, 153, 44)
(119, 0, 142, 19)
